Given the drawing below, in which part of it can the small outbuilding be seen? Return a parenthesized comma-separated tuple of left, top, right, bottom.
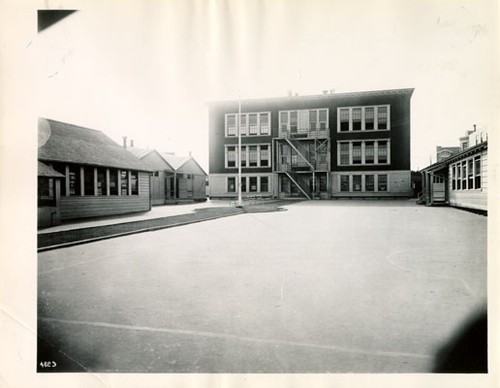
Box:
(38, 118, 153, 228)
(129, 148, 207, 204)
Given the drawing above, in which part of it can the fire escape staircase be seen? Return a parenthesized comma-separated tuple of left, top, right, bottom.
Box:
(283, 169, 312, 200)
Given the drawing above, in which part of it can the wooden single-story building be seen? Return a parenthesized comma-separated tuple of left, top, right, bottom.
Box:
(38, 118, 153, 228)
(129, 147, 207, 204)
(420, 136, 487, 212)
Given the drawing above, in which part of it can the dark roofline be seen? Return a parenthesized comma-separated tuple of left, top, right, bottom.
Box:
(421, 141, 487, 172)
(176, 157, 208, 176)
(40, 117, 105, 134)
(207, 88, 415, 106)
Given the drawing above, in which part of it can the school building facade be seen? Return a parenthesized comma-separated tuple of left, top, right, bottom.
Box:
(208, 88, 414, 199)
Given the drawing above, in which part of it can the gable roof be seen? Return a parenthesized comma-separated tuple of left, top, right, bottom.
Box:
(38, 161, 65, 177)
(159, 152, 207, 176)
(128, 147, 154, 160)
(129, 148, 175, 172)
(38, 118, 152, 171)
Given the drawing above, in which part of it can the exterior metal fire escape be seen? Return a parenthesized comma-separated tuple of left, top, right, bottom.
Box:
(274, 110, 331, 199)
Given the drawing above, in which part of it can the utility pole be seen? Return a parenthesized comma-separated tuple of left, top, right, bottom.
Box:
(237, 97, 243, 207)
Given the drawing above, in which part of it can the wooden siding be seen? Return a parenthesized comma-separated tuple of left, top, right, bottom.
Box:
(59, 171, 150, 220)
(151, 171, 166, 205)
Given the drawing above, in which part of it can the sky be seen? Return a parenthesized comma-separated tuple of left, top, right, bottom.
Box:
(28, 0, 500, 171)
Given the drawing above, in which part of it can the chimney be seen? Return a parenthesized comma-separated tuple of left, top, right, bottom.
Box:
(123, 136, 127, 149)
(130, 139, 134, 148)
(473, 124, 477, 132)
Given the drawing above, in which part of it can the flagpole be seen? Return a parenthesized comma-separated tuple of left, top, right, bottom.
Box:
(237, 96, 243, 207)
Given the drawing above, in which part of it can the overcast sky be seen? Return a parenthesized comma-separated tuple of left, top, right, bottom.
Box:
(32, 0, 498, 171)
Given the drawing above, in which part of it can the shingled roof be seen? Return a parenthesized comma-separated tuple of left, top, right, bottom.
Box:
(38, 118, 152, 171)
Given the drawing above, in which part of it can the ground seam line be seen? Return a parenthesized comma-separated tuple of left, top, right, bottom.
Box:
(39, 317, 432, 360)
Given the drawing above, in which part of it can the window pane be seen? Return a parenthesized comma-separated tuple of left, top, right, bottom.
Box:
(227, 146, 236, 167)
(240, 114, 247, 135)
(227, 115, 236, 135)
(249, 146, 258, 166)
(84, 166, 94, 196)
(378, 141, 388, 163)
(261, 176, 269, 192)
(340, 143, 349, 165)
(131, 171, 138, 195)
(290, 111, 298, 132)
(365, 141, 375, 164)
(260, 145, 269, 167)
(378, 106, 388, 129)
(340, 109, 349, 131)
(475, 157, 481, 189)
(38, 177, 54, 199)
(241, 176, 247, 192)
(365, 107, 374, 130)
(352, 142, 362, 164)
(353, 175, 362, 191)
(260, 113, 269, 134)
(365, 175, 375, 191)
(378, 174, 387, 191)
(352, 108, 362, 131)
(228, 177, 235, 192)
(68, 165, 81, 196)
(109, 169, 118, 195)
(240, 146, 247, 167)
(249, 177, 257, 192)
(97, 168, 107, 196)
(318, 109, 327, 129)
(468, 159, 474, 189)
(340, 175, 350, 192)
(249, 114, 258, 134)
(121, 170, 129, 195)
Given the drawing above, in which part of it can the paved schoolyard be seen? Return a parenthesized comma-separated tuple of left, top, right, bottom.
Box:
(37, 200, 487, 373)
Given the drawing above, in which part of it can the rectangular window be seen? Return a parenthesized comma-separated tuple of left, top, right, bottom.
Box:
(365, 175, 375, 191)
(452, 165, 456, 190)
(227, 177, 236, 192)
(352, 142, 362, 164)
(249, 146, 258, 167)
(340, 143, 349, 165)
(365, 107, 374, 130)
(309, 110, 317, 130)
(319, 175, 327, 191)
(68, 165, 81, 196)
(260, 113, 269, 134)
(468, 159, 473, 189)
(240, 146, 247, 167)
(340, 175, 350, 192)
(227, 114, 236, 136)
(84, 166, 94, 196)
(461, 161, 467, 190)
(260, 176, 269, 192)
(260, 145, 269, 167)
(290, 111, 298, 132)
(227, 146, 236, 168)
(456, 164, 462, 190)
(378, 106, 388, 130)
(318, 109, 328, 129)
(52, 163, 66, 196)
(109, 169, 118, 195)
(131, 171, 138, 195)
(249, 114, 258, 135)
(240, 114, 247, 136)
(340, 109, 349, 132)
(38, 177, 54, 200)
(378, 174, 388, 191)
(352, 108, 362, 131)
(365, 141, 375, 164)
(353, 175, 362, 191)
(280, 112, 288, 132)
(241, 176, 247, 192)
(249, 177, 258, 192)
(475, 156, 481, 189)
(97, 168, 107, 196)
(121, 170, 129, 195)
(378, 141, 388, 163)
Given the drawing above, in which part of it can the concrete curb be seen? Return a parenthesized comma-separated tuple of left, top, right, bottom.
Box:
(37, 212, 241, 253)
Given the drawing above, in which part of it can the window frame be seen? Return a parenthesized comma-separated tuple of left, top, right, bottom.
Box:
(225, 112, 272, 137)
(337, 139, 391, 166)
(336, 105, 391, 132)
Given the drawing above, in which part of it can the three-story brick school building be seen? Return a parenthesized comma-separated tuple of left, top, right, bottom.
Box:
(208, 88, 414, 199)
